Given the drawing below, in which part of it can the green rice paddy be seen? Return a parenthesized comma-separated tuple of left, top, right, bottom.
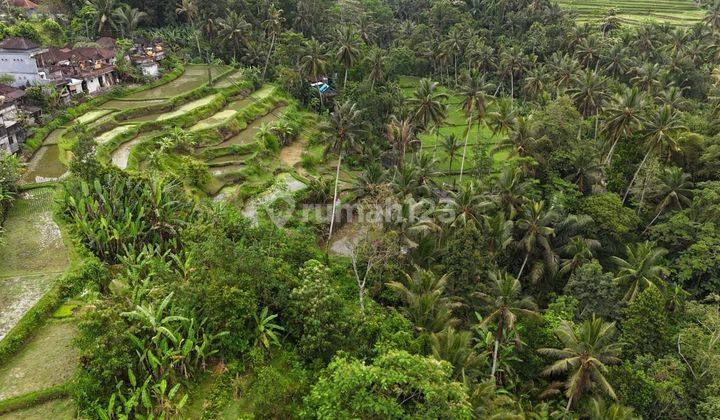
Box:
(399, 76, 508, 176)
(129, 94, 220, 123)
(0, 320, 78, 401)
(557, 0, 704, 26)
(124, 64, 231, 100)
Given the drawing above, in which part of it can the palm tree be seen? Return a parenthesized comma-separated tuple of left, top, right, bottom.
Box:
(261, 5, 284, 80)
(623, 105, 685, 203)
(443, 27, 466, 84)
(441, 134, 461, 174)
(87, 0, 117, 35)
(335, 27, 361, 87)
(494, 116, 535, 160)
(589, 398, 640, 420)
(408, 78, 448, 130)
(300, 38, 330, 82)
(175, 0, 201, 56)
(493, 166, 531, 219)
(559, 236, 600, 277)
(458, 72, 494, 183)
(569, 70, 610, 139)
(324, 101, 364, 245)
(441, 182, 493, 230)
(539, 316, 622, 411)
(611, 241, 668, 301)
(431, 327, 484, 379)
(705, 0, 720, 31)
(601, 87, 645, 165)
(217, 12, 251, 60)
(112, 4, 146, 38)
(365, 48, 386, 91)
(630, 63, 663, 94)
(478, 270, 539, 381)
(643, 167, 693, 233)
(514, 201, 559, 282)
(499, 46, 526, 99)
(487, 97, 516, 136)
(566, 148, 603, 194)
(522, 65, 549, 102)
(387, 266, 459, 334)
(385, 114, 417, 168)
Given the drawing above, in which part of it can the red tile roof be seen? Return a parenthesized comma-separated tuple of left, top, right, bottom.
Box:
(8, 0, 38, 9)
(0, 37, 40, 50)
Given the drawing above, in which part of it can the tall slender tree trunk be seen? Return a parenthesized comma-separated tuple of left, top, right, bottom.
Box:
(344, 67, 349, 87)
(517, 252, 529, 280)
(458, 118, 472, 183)
(261, 32, 276, 80)
(643, 206, 666, 234)
(623, 149, 652, 204)
(604, 134, 621, 165)
(327, 153, 343, 248)
(490, 317, 504, 381)
(510, 72, 514, 99)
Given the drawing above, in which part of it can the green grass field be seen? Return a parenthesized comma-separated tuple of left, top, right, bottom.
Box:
(399, 76, 509, 176)
(557, 0, 704, 26)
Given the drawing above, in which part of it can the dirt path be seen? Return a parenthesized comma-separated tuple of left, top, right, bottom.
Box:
(0, 188, 68, 340)
(279, 137, 306, 168)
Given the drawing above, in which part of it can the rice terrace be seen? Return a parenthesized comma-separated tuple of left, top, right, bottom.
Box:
(2, 0, 720, 418)
(558, 0, 705, 25)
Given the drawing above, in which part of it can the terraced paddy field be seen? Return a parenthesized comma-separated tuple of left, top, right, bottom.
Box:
(101, 98, 167, 110)
(399, 76, 507, 176)
(0, 320, 78, 401)
(558, 0, 704, 26)
(74, 109, 113, 125)
(96, 124, 136, 144)
(0, 398, 77, 419)
(189, 97, 253, 131)
(0, 188, 68, 340)
(215, 69, 247, 88)
(129, 94, 220, 123)
(43, 127, 67, 145)
(123, 64, 231, 100)
(21, 145, 66, 184)
(111, 131, 161, 169)
(208, 105, 288, 149)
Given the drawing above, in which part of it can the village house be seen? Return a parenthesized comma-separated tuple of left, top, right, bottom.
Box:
(0, 84, 27, 153)
(130, 37, 166, 78)
(0, 37, 50, 88)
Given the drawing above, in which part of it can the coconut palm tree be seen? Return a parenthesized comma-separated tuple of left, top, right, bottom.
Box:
(87, 0, 118, 35)
(705, 0, 720, 31)
(261, 5, 284, 80)
(611, 241, 668, 301)
(514, 201, 559, 282)
(569, 70, 610, 139)
(458, 72, 494, 183)
(387, 266, 459, 334)
(365, 47, 386, 91)
(441, 134, 461, 175)
(601, 87, 645, 165)
(112, 4, 147, 38)
(431, 327, 484, 379)
(478, 270, 539, 381)
(408, 78, 448, 130)
(385, 114, 417, 168)
(499, 46, 526, 99)
(487, 97, 516, 136)
(300, 38, 330, 82)
(588, 398, 640, 420)
(217, 11, 251, 60)
(492, 166, 531, 219)
(335, 27, 361, 87)
(623, 105, 685, 203)
(643, 167, 693, 233)
(539, 316, 622, 411)
(441, 182, 494, 230)
(175, 0, 201, 55)
(324, 101, 364, 244)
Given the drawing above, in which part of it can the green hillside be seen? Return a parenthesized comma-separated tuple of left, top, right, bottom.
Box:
(557, 0, 705, 26)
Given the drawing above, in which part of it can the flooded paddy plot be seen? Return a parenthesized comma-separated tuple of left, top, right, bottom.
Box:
(21, 145, 66, 184)
(0, 320, 78, 401)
